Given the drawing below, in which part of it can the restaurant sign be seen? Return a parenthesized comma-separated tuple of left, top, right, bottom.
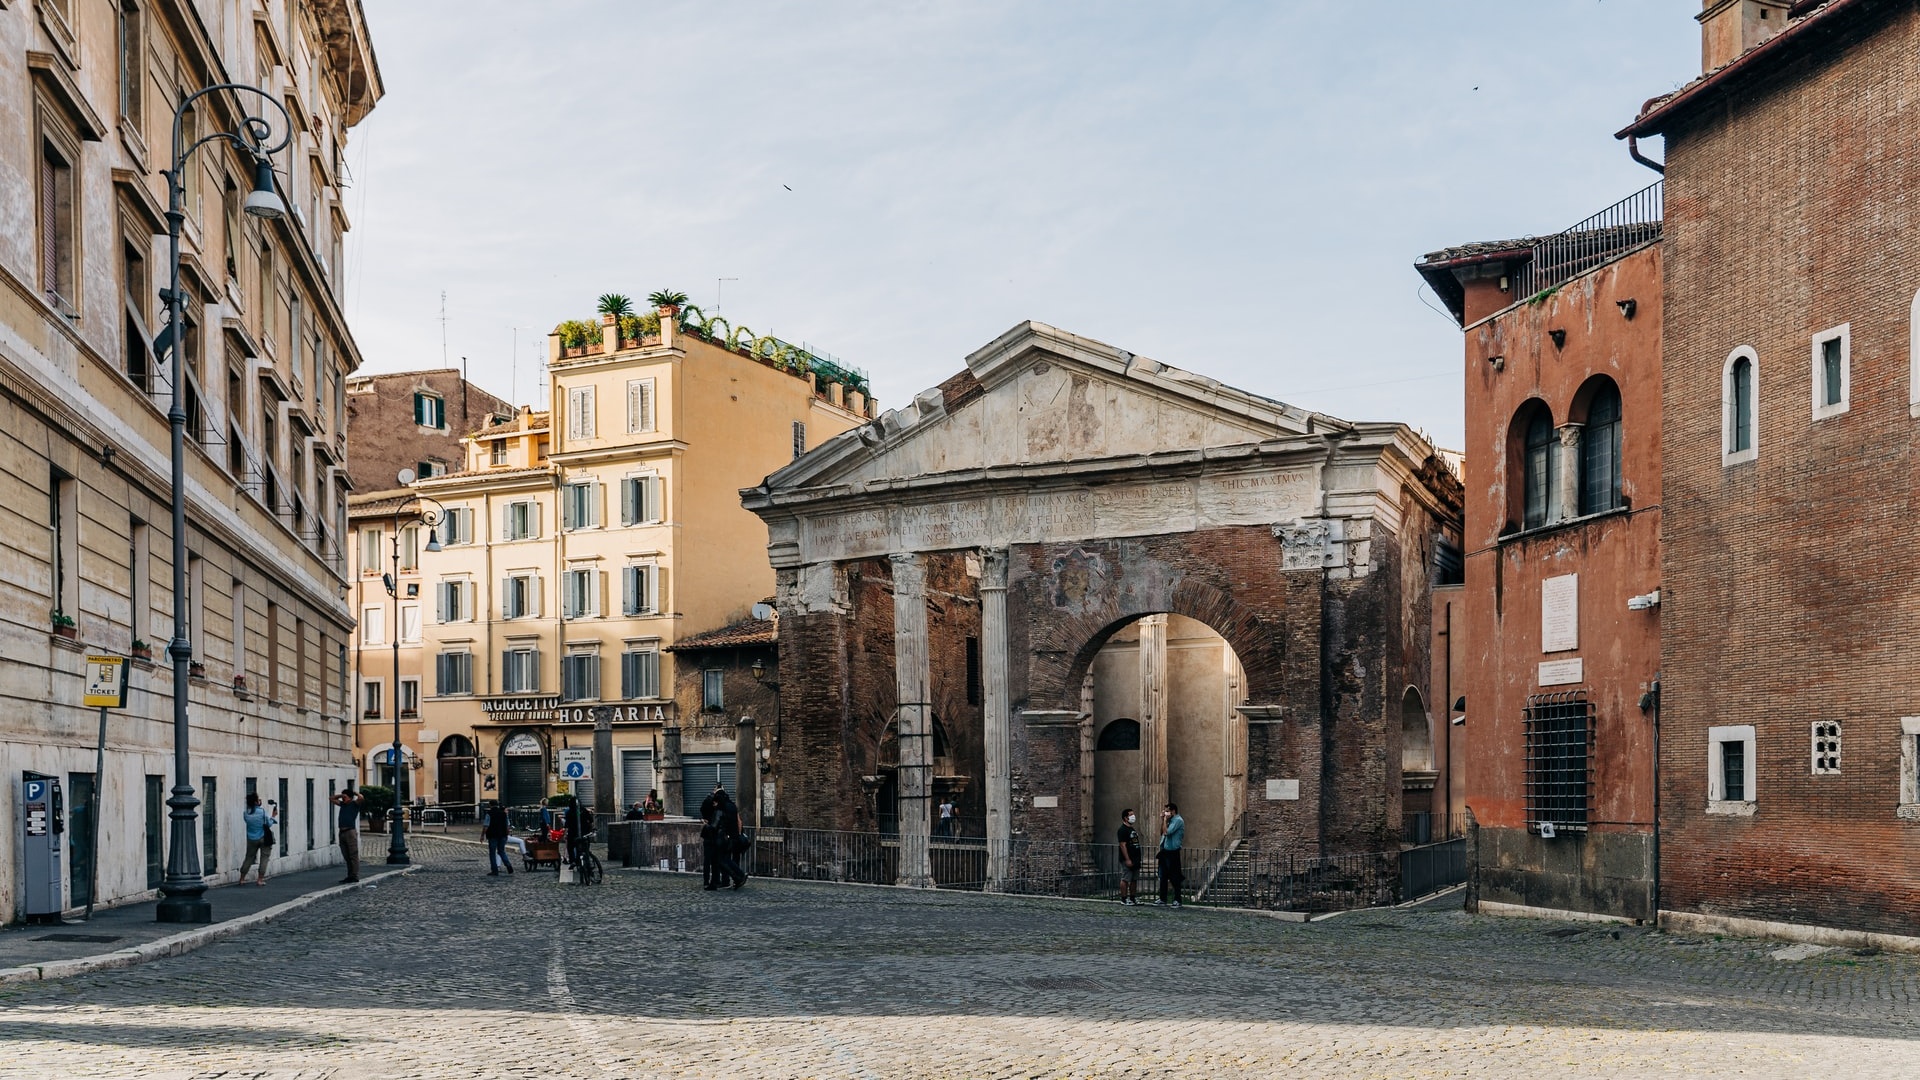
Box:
(480, 696, 673, 724)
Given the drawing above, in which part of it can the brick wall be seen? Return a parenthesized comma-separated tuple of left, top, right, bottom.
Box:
(344, 370, 512, 492)
(1659, 5, 1920, 934)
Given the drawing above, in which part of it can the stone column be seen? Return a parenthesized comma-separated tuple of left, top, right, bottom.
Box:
(980, 548, 1012, 890)
(1556, 423, 1584, 523)
(1138, 614, 1170, 845)
(660, 725, 683, 816)
(591, 705, 616, 834)
(1079, 671, 1096, 849)
(735, 714, 757, 825)
(890, 552, 935, 888)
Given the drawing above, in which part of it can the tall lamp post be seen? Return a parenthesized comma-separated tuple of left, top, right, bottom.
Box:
(379, 491, 444, 865)
(155, 84, 290, 924)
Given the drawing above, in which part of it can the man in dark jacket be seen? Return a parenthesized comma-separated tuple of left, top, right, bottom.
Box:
(699, 783, 726, 890)
(482, 801, 513, 876)
(713, 791, 747, 890)
(562, 799, 584, 868)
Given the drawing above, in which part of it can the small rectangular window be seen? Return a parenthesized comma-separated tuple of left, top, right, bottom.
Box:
(1707, 724, 1757, 812)
(40, 140, 78, 310)
(1721, 740, 1745, 801)
(358, 527, 382, 574)
(399, 602, 421, 643)
(504, 500, 537, 541)
(490, 440, 508, 466)
(562, 568, 599, 619)
(398, 677, 420, 718)
(1811, 325, 1850, 420)
(502, 573, 539, 619)
(627, 378, 656, 433)
(623, 564, 656, 616)
(414, 391, 445, 430)
(1811, 721, 1841, 775)
(361, 605, 384, 646)
(561, 652, 600, 703)
(621, 475, 660, 525)
(622, 649, 661, 699)
(792, 420, 807, 460)
(435, 650, 473, 695)
(562, 482, 598, 530)
(441, 507, 471, 546)
(1821, 339, 1842, 406)
(503, 647, 541, 693)
(568, 385, 596, 440)
(361, 678, 383, 718)
(703, 668, 725, 711)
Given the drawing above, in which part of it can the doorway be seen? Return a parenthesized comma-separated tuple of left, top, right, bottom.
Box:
(500, 731, 545, 807)
(67, 772, 94, 908)
(438, 735, 477, 809)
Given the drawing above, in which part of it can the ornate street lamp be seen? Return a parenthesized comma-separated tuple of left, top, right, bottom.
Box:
(155, 84, 290, 924)
(379, 491, 444, 865)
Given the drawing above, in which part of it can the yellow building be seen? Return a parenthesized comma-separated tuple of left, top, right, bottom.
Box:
(349, 306, 870, 816)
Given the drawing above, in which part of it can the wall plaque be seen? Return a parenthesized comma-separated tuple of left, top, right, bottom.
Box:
(1538, 658, 1584, 686)
(1265, 779, 1300, 801)
(1031, 795, 1059, 808)
(1541, 574, 1579, 653)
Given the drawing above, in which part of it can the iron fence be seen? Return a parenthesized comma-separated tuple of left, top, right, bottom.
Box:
(1509, 180, 1663, 303)
(1400, 811, 1469, 846)
(1400, 838, 1467, 902)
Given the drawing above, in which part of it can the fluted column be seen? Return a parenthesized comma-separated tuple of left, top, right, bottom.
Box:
(1139, 614, 1170, 845)
(891, 553, 934, 888)
(981, 548, 1011, 890)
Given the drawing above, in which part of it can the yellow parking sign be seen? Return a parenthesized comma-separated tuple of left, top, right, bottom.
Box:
(83, 655, 129, 709)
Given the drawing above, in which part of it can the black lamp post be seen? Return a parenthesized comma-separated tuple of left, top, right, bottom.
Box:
(379, 492, 444, 865)
(155, 84, 290, 924)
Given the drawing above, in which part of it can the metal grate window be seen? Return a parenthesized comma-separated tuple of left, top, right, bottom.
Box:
(1811, 721, 1841, 775)
(1523, 691, 1592, 832)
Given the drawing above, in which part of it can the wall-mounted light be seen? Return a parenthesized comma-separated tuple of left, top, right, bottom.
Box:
(1627, 588, 1661, 611)
(1616, 298, 1638, 320)
(1548, 329, 1567, 350)
(1498, 275, 1511, 292)
(1487, 355, 1505, 372)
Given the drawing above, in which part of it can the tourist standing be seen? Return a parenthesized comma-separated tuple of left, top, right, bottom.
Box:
(699, 782, 725, 889)
(1116, 808, 1141, 906)
(331, 782, 363, 884)
(483, 800, 513, 876)
(1155, 803, 1185, 908)
(713, 790, 747, 890)
(936, 796, 956, 838)
(238, 793, 277, 886)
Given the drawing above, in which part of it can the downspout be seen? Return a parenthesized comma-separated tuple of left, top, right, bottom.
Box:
(1628, 134, 1666, 175)
(1649, 674, 1661, 924)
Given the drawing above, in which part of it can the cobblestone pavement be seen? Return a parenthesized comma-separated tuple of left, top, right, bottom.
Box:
(1, 836, 1916, 1079)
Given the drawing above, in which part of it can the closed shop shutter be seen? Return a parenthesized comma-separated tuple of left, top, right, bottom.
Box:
(620, 750, 655, 810)
(502, 754, 544, 807)
(679, 755, 737, 817)
(572, 778, 593, 806)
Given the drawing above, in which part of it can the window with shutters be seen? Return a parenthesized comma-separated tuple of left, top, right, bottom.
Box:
(627, 378, 657, 433)
(414, 391, 446, 430)
(39, 137, 78, 311)
(623, 564, 656, 616)
(437, 579, 471, 623)
(502, 573, 539, 620)
(621, 648, 661, 700)
(568, 385, 596, 440)
(703, 669, 725, 711)
(562, 481, 599, 530)
(435, 650, 473, 696)
(562, 568, 599, 619)
(502, 647, 541, 693)
(792, 420, 807, 460)
(118, 2, 145, 129)
(504, 500, 538, 541)
(561, 650, 600, 703)
(441, 507, 471, 546)
(621, 474, 661, 526)
(398, 677, 420, 719)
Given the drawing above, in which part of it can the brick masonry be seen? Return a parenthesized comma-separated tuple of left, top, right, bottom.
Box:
(1652, 3, 1920, 935)
(344, 369, 513, 492)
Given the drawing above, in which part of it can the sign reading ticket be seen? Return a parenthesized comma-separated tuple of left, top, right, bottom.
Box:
(82, 654, 129, 709)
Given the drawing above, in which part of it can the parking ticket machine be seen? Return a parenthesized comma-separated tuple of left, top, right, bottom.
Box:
(21, 772, 63, 922)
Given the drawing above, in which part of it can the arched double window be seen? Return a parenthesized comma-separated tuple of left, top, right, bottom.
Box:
(1723, 347, 1758, 463)
(1579, 381, 1623, 515)
(1521, 403, 1558, 530)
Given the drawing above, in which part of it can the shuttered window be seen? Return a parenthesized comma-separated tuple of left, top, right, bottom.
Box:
(40, 140, 76, 308)
(435, 651, 473, 696)
(621, 649, 660, 700)
(626, 378, 656, 433)
(622, 564, 656, 616)
(502, 648, 541, 693)
(568, 385, 596, 440)
(441, 507, 472, 546)
(562, 482, 599, 530)
(560, 653, 600, 703)
(436, 580, 472, 623)
(414, 392, 445, 429)
(504, 500, 538, 541)
(562, 568, 600, 619)
(620, 475, 661, 525)
(503, 573, 540, 619)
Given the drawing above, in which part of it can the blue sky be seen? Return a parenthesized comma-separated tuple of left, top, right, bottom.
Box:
(343, 1, 1699, 449)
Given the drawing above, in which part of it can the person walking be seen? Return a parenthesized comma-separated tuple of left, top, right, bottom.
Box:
(482, 800, 513, 876)
(699, 782, 726, 890)
(713, 789, 747, 890)
(1116, 808, 1142, 906)
(1154, 803, 1185, 908)
(330, 782, 363, 884)
(238, 792, 278, 886)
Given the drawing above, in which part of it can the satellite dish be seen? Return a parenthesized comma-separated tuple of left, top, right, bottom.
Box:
(751, 603, 774, 620)
(397, 467, 416, 485)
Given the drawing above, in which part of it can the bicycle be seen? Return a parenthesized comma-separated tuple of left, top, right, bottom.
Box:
(573, 846, 603, 885)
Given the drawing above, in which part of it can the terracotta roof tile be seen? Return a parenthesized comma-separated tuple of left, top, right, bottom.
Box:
(667, 618, 778, 651)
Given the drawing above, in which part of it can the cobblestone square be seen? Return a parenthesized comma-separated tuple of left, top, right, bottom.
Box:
(0, 838, 1914, 1079)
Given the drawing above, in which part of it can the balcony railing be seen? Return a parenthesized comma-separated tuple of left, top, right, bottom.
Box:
(1510, 180, 1663, 304)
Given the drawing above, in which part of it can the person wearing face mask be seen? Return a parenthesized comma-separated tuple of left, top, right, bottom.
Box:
(1155, 803, 1185, 908)
(1115, 808, 1142, 906)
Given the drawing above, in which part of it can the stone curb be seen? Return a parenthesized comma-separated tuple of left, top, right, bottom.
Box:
(0, 866, 415, 987)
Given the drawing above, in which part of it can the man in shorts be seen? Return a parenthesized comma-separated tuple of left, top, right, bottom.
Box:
(1116, 808, 1142, 905)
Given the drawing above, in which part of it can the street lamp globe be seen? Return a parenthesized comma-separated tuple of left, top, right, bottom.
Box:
(242, 158, 285, 219)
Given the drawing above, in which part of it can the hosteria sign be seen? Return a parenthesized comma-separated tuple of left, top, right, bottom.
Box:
(480, 697, 673, 724)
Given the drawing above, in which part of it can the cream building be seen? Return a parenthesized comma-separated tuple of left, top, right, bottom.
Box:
(349, 308, 870, 817)
(0, 0, 380, 919)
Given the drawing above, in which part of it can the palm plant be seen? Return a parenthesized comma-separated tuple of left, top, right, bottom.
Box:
(597, 293, 633, 317)
(647, 289, 689, 312)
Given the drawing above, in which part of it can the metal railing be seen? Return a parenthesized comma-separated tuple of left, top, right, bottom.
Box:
(1509, 181, 1663, 303)
(1401, 811, 1469, 846)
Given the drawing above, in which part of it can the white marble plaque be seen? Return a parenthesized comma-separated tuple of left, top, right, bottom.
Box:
(1538, 658, 1584, 686)
(1031, 795, 1059, 808)
(1265, 778, 1301, 801)
(1541, 574, 1579, 653)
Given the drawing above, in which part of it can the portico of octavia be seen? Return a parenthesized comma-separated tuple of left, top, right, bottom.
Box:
(742, 322, 1463, 889)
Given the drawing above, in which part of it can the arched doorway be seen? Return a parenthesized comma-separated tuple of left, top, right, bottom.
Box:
(370, 744, 415, 804)
(438, 735, 476, 812)
(1088, 614, 1247, 852)
(499, 730, 546, 807)
(1401, 687, 1438, 835)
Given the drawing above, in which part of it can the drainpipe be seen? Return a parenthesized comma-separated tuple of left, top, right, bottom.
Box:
(1628, 135, 1666, 175)
(1648, 674, 1661, 924)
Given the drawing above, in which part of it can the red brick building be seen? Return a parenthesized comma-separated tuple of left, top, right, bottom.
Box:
(1621, 0, 1920, 940)
(343, 369, 513, 492)
(1418, 201, 1665, 921)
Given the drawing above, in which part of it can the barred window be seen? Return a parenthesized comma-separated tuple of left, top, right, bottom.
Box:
(1811, 721, 1841, 775)
(1523, 691, 1592, 832)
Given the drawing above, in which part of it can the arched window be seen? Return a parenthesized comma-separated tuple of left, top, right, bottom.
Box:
(1523, 405, 1558, 529)
(1580, 382, 1623, 515)
(1723, 347, 1758, 463)
(1097, 718, 1141, 751)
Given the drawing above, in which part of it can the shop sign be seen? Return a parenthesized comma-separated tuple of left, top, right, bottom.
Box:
(480, 697, 673, 724)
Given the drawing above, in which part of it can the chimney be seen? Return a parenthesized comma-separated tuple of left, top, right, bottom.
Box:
(1698, 0, 1790, 71)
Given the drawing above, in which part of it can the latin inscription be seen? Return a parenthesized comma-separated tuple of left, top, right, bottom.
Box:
(1541, 574, 1579, 654)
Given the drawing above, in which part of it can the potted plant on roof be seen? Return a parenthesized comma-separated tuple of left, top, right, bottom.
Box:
(51, 611, 76, 640)
(597, 293, 633, 343)
(131, 638, 153, 661)
(648, 289, 688, 318)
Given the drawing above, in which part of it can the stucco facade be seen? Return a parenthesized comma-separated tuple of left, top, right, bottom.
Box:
(1, 0, 380, 920)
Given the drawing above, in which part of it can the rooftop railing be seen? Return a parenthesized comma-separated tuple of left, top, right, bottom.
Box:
(1510, 180, 1663, 304)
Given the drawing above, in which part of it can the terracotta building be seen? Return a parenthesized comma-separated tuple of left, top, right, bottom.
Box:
(1621, 0, 1920, 942)
(743, 321, 1463, 890)
(663, 614, 778, 819)
(0, 0, 380, 919)
(343, 369, 514, 491)
(1418, 194, 1665, 921)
